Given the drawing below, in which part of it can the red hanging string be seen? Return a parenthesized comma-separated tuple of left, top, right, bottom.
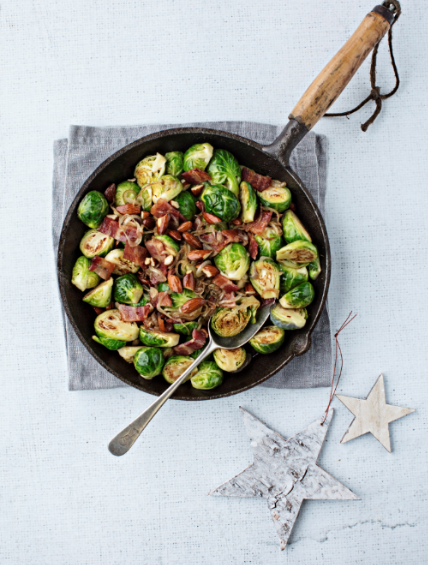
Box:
(321, 312, 357, 425)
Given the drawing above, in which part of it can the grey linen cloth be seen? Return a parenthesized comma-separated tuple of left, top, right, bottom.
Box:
(52, 122, 331, 390)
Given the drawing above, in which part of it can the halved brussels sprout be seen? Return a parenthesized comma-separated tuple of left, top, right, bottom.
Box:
(183, 143, 213, 172)
(92, 335, 126, 350)
(238, 295, 261, 324)
(249, 257, 280, 299)
(257, 181, 292, 212)
(308, 256, 321, 280)
(201, 183, 241, 222)
(170, 288, 197, 309)
(79, 229, 114, 258)
(207, 149, 241, 196)
(139, 327, 180, 348)
(254, 224, 283, 259)
(279, 281, 315, 309)
(135, 153, 166, 188)
(137, 185, 153, 212)
(115, 181, 140, 206)
(270, 304, 308, 330)
(239, 181, 258, 223)
(133, 347, 164, 379)
(214, 243, 250, 280)
(105, 249, 139, 275)
(278, 261, 308, 293)
(94, 309, 139, 341)
(173, 321, 198, 336)
(151, 175, 183, 203)
(77, 191, 109, 228)
(282, 210, 312, 243)
(190, 347, 205, 359)
(117, 346, 142, 363)
(250, 326, 285, 354)
(83, 278, 113, 307)
(157, 282, 170, 292)
(211, 307, 251, 337)
(162, 356, 197, 384)
(174, 191, 197, 220)
(165, 151, 184, 177)
(71, 256, 101, 292)
(191, 359, 223, 390)
(276, 240, 318, 264)
(152, 235, 180, 256)
(213, 348, 246, 372)
(114, 274, 143, 304)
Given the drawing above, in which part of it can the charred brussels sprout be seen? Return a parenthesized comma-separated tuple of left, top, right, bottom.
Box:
(308, 256, 321, 280)
(214, 243, 250, 280)
(77, 191, 109, 229)
(239, 181, 258, 223)
(83, 278, 113, 307)
(114, 274, 143, 304)
(117, 346, 142, 363)
(151, 175, 183, 203)
(278, 260, 308, 293)
(207, 149, 241, 196)
(137, 185, 153, 212)
(165, 151, 184, 177)
(105, 249, 139, 275)
(94, 309, 139, 341)
(183, 143, 213, 171)
(115, 181, 140, 206)
(213, 348, 246, 372)
(139, 327, 180, 348)
(254, 224, 283, 259)
(174, 191, 197, 220)
(270, 304, 308, 330)
(282, 210, 312, 243)
(257, 181, 292, 212)
(71, 256, 100, 292)
(92, 335, 126, 350)
(276, 240, 318, 264)
(249, 257, 281, 299)
(201, 183, 241, 222)
(250, 326, 285, 354)
(173, 321, 198, 336)
(152, 234, 180, 257)
(79, 229, 114, 258)
(133, 347, 164, 379)
(280, 281, 315, 309)
(162, 356, 197, 384)
(211, 307, 252, 337)
(191, 359, 223, 390)
(135, 153, 166, 188)
(170, 289, 197, 309)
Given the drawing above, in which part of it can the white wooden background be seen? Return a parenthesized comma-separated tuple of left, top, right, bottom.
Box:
(1, 0, 427, 563)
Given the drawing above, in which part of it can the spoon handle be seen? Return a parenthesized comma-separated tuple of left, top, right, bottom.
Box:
(108, 341, 216, 456)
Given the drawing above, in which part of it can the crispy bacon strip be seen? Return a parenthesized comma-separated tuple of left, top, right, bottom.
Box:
(218, 292, 236, 308)
(241, 167, 271, 192)
(244, 209, 272, 235)
(248, 232, 258, 260)
(147, 266, 167, 286)
(212, 274, 239, 293)
(157, 290, 173, 308)
(98, 217, 138, 243)
(104, 183, 116, 203)
(173, 329, 207, 356)
(116, 203, 141, 215)
(181, 169, 211, 184)
(145, 238, 166, 262)
(117, 303, 153, 322)
(88, 256, 115, 280)
(123, 242, 148, 268)
(150, 198, 185, 221)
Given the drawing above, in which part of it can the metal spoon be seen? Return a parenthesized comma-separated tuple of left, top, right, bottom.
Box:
(108, 302, 273, 456)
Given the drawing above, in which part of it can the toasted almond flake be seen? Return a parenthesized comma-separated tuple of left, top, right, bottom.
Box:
(164, 255, 174, 266)
(170, 200, 180, 209)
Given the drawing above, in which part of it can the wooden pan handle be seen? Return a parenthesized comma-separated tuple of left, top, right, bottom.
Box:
(289, 6, 393, 130)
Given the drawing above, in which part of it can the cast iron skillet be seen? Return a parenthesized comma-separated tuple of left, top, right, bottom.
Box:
(57, 5, 395, 400)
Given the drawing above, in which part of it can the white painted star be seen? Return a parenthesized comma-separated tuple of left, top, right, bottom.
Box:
(209, 408, 358, 549)
(336, 374, 415, 452)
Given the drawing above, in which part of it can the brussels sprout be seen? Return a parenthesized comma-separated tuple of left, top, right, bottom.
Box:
(105, 249, 139, 275)
(214, 243, 250, 280)
(238, 295, 261, 324)
(173, 321, 198, 336)
(201, 183, 241, 222)
(170, 288, 197, 309)
(276, 240, 318, 264)
(152, 234, 180, 257)
(207, 149, 241, 196)
(137, 185, 153, 212)
(77, 191, 109, 229)
(282, 210, 312, 243)
(83, 278, 113, 307)
(113, 274, 143, 304)
(92, 335, 126, 350)
(162, 356, 198, 384)
(135, 153, 166, 188)
(174, 191, 197, 220)
(213, 348, 246, 372)
(250, 326, 285, 354)
(117, 346, 142, 363)
(165, 151, 184, 177)
(190, 347, 205, 359)
(139, 327, 180, 348)
(257, 181, 292, 212)
(157, 282, 170, 292)
(278, 261, 308, 293)
(79, 229, 114, 259)
(94, 309, 139, 341)
(183, 143, 213, 172)
(211, 307, 251, 337)
(308, 256, 321, 280)
(254, 224, 283, 259)
(115, 181, 140, 206)
(239, 181, 258, 223)
(270, 304, 308, 330)
(71, 256, 100, 292)
(191, 359, 223, 390)
(151, 175, 183, 203)
(133, 347, 164, 379)
(249, 257, 280, 299)
(279, 281, 315, 309)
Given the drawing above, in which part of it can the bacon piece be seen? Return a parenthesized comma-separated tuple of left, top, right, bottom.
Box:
(93, 306, 104, 315)
(212, 274, 239, 293)
(88, 256, 115, 280)
(261, 297, 276, 307)
(145, 238, 167, 262)
(158, 316, 166, 332)
(116, 203, 141, 215)
(150, 198, 185, 221)
(147, 266, 167, 286)
(123, 242, 148, 268)
(244, 209, 272, 235)
(181, 169, 211, 184)
(173, 329, 207, 356)
(157, 291, 172, 307)
(241, 167, 271, 192)
(183, 271, 195, 291)
(218, 292, 236, 308)
(222, 229, 248, 246)
(98, 217, 138, 243)
(248, 233, 259, 260)
(104, 183, 116, 203)
(117, 303, 153, 322)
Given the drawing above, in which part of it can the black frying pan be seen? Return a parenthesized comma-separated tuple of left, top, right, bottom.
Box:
(57, 5, 394, 400)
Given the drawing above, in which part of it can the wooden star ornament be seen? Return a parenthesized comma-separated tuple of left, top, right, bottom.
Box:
(209, 407, 358, 549)
(336, 374, 415, 452)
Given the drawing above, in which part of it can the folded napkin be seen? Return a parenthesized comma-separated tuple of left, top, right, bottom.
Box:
(52, 122, 331, 391)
